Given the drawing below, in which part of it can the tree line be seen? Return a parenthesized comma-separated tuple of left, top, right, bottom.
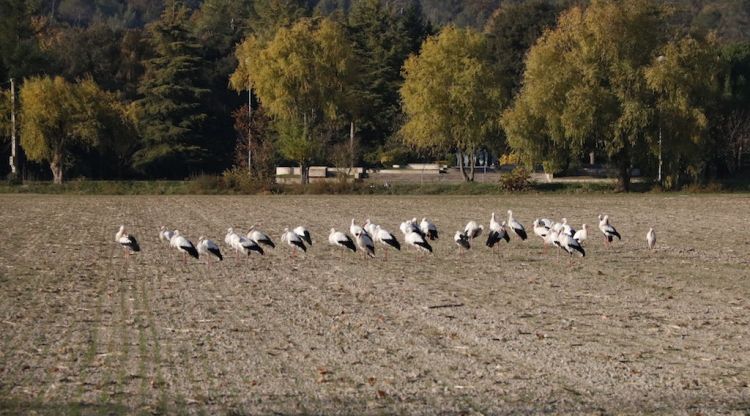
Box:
(1, 0, 749, 189)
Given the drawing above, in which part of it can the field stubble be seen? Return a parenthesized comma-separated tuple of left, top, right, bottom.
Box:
(0, 194, 749, 414)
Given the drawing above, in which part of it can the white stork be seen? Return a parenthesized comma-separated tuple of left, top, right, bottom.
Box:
(197, 236, 223, 267)
(454, 230, 471, 256)
(294, 226, 312, 246)
(328, 228, 356, 254)
(405, 229, 432, 255)
(598, 214, 621, 246)
(354, 229, 376, 259)
(115, 225, 140, 258)
(486, 214, 510, 248)
(507, 210, 528, 240)
(646, 228, 656, 250)
(559, 230, 585, 260)
(420, 217, 438, 240)
(464, 221, 483, 240)
(364, 219, 378, 237)
(350, 219, 366, 239)
(573, 224, 588, 245)
(282, 228, 307, 257)
(248, 226, 275, 249)
(159, 226, 175, 244)
(400, 218, 424, 238)
(170, 230, 199, 263)
(374, 225, 400, 261)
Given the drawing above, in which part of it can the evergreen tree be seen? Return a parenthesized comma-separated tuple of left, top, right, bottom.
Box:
(347, 0, 429, 160)
(134, 0, 210, 178)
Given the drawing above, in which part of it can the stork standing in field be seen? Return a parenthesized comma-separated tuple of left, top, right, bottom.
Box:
(364, 219, 378, 237)
(486, 213, 510, 249)
(533, 219, 549, 251)
(464, 221, 483, 240)
(598, 214, 621, 247)
(400, 218, 424, 238)
(236, 235, 264, 257)
(170, 230, 199, 263)
(559, 230, 585, 263)
(420, 217, 438, 240)
(405, 229, 432, 255)
(282, 228, 307, 257)
(159, 226, 175, 244)
(247, 226, 275, 249)
(354, 229, 376, 259)
(646, 228, 656, 250)
(294, 226, 312, 246)
(573, 224, 588, 245)
(328, 228, 356, 256)
(350, 219, 367, 238)
(197, 236, 223, 268)
(374, 225, 400, 261)
(507, 210, 527, 240)
(544, 227, 562, 257)
(454, 230, 471, 256)
(115, 225, 140, 258)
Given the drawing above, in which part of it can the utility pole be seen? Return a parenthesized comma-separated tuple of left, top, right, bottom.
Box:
(9, 78, 17, 177)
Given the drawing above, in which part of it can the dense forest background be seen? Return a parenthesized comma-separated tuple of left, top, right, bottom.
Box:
(1, 0, 749, 188)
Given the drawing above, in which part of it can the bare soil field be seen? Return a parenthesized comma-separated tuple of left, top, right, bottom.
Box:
(1, 194, 749, 415)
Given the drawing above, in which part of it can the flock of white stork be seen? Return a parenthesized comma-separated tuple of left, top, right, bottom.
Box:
(115, 210, 658, 266)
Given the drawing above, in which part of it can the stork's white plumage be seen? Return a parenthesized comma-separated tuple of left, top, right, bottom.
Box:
(282, 228, 307, 256)
(486, 214, 510, 248)
(328, 228, 356, 253)
(561, 218, 576, 237)
(364, 219, 378, 237)
(115, 225, 140, 256)
(507, 210, 527, 240)
(354, 229, 375, 258)
(420, 217, 438, 240)
(197, 236, 223, 267)
(350, 219, 366, 239)
(405, 229, 432, 254)
(533, 219, 548, 239)
(544, 227, 561, 255)
(236, 235, 264, 256)
(454, 230, 470, 255)
(170, 230, 199, 263)
(374, 225, 400, 260)
(598, 214, 621, 245)
(248, 226, 275, 248)
(464, 221, 483, 240)
(540, 218, 554, 229)
(400, 219, 423, 238)
(560, 231, 585, 258)
(294, 226, 312, 245)
(573, 224, 588, 245)
(159, 226, 175, 244)
(646, 227, 656, 250)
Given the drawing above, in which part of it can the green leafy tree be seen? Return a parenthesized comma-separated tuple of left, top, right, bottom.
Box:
(19, 76, 131, 183)
(645, 35, 721, 188)
(134, 0, 210, 178)
(484, 0, 560, 100)
(231, 17, 358, 184)
(503, 0, 669, 191)
(0, 0, 48, 81)
(713, 42, 750, 174)
(346, 0, 430, 161)
(400, 25, 504, 181)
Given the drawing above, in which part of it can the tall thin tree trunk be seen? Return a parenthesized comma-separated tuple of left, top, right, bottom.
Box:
(468, 148, 476, 182)
(300, 163, 309, 185)
(51, 151, 63, 184)
(458, 150, 469, 181)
